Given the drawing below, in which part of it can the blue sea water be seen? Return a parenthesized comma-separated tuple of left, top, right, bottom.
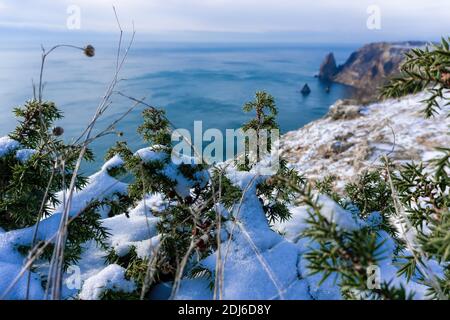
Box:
(0, 41, 357, 173)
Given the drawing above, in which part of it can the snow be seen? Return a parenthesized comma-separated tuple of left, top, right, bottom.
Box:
(15, 149, 36, 162)
(50, 168, 129, 221)
(0, 144, 443, 300)
(0, 91, 447, 300)
(175, 170, 313, 300)
(174, 179, 409, 300)
(318, 195, 365, 231)
(0, 152, 442, 300)
(135, 236, 161, 259)
(101, 197, 161, 257)
(390, 42, 428, 50)
(273, 198, 434, 300)
(281, 92, 450, 188)
(79, 264, 136, 300)
(0, 141, 169, 300)
(298, 255, 342, 300)
(272, 206, 310, 243)
(172, 279, 214, 300)
(134, 147, 168, 163)
(135, 146, 209, 198)
(0, 136, 19, 157)
(0, 160, 130, 299)
(101, 154, 124, 171)
(0, 262, 44, 300)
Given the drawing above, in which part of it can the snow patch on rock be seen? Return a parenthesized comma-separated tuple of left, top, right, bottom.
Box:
(0, 136, 19, 157)
(79, 264, 136, 300)
(281, 92, 450, 188)
(15, 149, 36, 162)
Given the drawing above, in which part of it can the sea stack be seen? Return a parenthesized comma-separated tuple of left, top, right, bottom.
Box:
(301, 83, 311, 95)
(318, 52, 338, 81)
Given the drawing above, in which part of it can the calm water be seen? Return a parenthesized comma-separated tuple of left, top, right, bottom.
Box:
(0, 41, 357, 173)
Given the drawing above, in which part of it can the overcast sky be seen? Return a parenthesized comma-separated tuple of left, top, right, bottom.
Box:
(0, 0, 449, 42)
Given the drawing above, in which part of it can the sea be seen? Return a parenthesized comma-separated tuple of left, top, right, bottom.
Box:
(0, 41, 358, 173)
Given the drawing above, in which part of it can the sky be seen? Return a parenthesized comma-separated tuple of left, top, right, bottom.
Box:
(0, 0, 449, 43)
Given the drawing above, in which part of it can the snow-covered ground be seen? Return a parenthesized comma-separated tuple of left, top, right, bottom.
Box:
(0, 92, 447, 300)
(281, 92, 450, 190)
(0, 151, 436, 300)
(0, 161, 432, 300)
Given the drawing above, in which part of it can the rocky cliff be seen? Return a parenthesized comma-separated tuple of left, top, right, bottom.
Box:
(280, 92, 450, 189)
(319, 41, 427, 90)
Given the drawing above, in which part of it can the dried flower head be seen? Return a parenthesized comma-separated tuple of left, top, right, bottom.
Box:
(52, 126, 64, 136)
(168, 190, 177, 199)
(83, 45, 95, 57)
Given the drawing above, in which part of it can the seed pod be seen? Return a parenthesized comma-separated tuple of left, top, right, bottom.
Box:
(198, 234, 210, 251)
(441, 72, 450, 87)
(84, 45, 95, 57)
(184, 196, 193, 204)
(197, 238, 207, 252)
(198, 221, 211, 230)
(168, 190, 177, 199)
(52, 126, 64, 136)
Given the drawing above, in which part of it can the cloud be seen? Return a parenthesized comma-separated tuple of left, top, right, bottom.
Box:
(0, 0, 448, 41)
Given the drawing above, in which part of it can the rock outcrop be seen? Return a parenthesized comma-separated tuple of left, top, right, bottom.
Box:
(301, 83, 311, 95)
(280, 92, 450, 189)
(318, 52, 338, 81)
(319, 41, 427, 90)
(327, 100, 362, 120)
